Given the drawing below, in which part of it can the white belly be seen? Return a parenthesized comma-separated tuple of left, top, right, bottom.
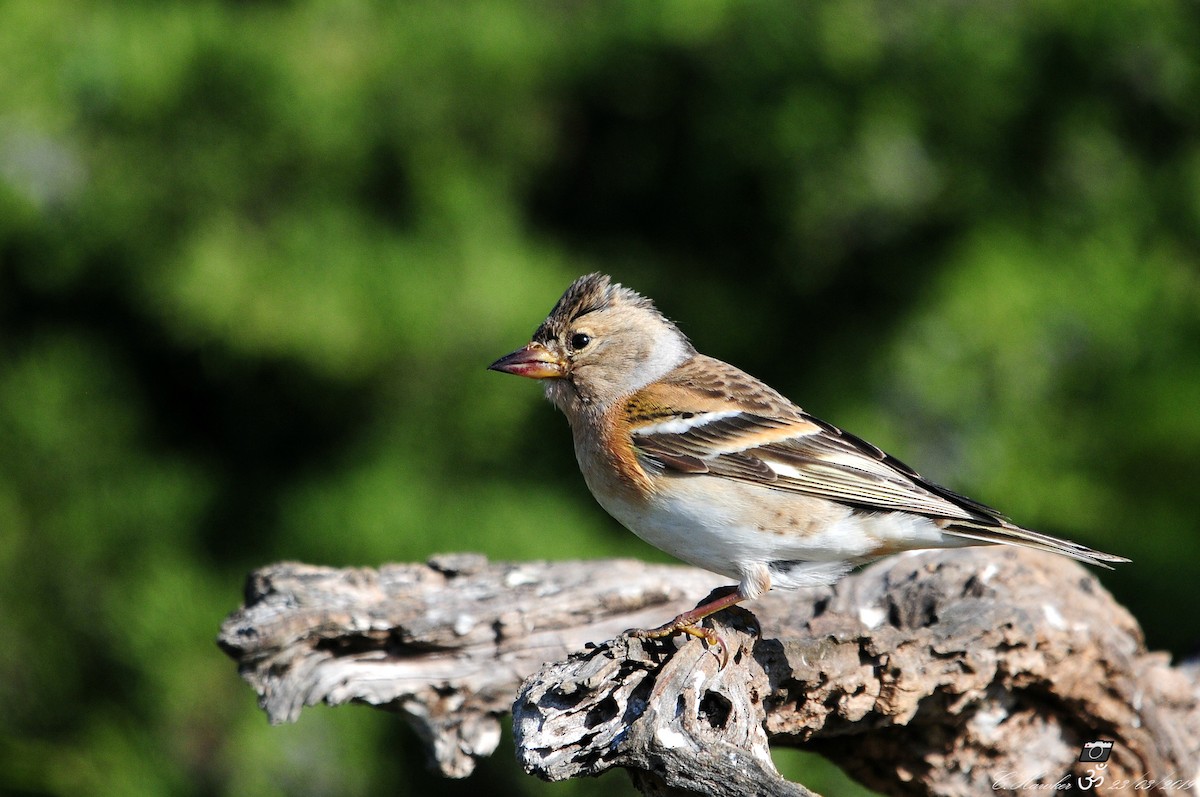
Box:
(591, 474, 963, 594)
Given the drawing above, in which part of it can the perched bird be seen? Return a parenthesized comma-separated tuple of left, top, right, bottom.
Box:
(489, 273, 1128, 663)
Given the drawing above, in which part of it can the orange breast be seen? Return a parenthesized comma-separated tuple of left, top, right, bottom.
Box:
(576, 409, 655, 505)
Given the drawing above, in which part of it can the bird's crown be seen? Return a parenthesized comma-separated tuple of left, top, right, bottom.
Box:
(533, 273, 661, 342)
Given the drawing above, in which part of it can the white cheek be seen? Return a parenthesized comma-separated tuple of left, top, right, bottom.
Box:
(613, 332, 690, 394)
(645, 333, 690, 379)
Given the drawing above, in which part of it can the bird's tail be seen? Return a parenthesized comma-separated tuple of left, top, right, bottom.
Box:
(941, 522, 1130, 569)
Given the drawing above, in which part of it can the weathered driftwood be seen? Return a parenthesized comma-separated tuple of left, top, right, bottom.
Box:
(218, 549, 1199, 796)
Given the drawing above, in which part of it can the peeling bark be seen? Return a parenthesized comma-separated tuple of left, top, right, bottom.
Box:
(219, 549, 1199, 795)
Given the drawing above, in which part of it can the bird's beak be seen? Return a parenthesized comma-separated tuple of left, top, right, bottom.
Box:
(488, 342, 567, 380)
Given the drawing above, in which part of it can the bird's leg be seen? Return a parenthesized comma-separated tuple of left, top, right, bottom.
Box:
(629, 585, 746, 668)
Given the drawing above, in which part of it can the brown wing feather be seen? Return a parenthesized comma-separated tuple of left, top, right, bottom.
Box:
(626, 355, 1129, 568)
(629, 357, 1002, 524)
(636, 415, 1001, 524)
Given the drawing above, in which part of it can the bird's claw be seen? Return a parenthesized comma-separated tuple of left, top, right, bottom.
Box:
(630, 620, 730, 669)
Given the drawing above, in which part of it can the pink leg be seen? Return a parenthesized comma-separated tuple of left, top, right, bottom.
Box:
(630, 586, 746, 668)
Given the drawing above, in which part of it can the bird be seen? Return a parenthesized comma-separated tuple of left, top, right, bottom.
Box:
(488, 273, 1128, 664)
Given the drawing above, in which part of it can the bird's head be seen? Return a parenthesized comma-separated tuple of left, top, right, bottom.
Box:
(489, 273, 695, 414)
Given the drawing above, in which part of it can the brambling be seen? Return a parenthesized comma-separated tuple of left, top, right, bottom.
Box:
(489, 274, 1128, 664)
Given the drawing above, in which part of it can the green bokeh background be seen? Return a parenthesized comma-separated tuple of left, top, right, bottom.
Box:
(2, 2, 1197, 795)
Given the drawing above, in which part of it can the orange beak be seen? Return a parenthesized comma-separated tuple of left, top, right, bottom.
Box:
(488, 342, 567, 380)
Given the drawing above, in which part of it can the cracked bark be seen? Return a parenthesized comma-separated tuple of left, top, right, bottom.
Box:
(218, 548, 1199, 796)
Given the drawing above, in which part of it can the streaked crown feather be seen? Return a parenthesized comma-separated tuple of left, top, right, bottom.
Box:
(534, 273, 674, 342)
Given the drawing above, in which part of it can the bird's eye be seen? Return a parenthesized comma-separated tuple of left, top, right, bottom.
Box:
(570, 332, 592, 351)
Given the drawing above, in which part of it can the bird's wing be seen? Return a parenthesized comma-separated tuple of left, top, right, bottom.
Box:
(632, 404, 999, 524)
(625, 356, 1128, 566)
(625, 356, 1005, 524)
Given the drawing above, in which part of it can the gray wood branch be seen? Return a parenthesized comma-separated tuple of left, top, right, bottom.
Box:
(218, 549, 1199, 796)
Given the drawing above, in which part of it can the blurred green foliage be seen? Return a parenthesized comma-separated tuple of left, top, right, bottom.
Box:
(2, 2, 1197, 795)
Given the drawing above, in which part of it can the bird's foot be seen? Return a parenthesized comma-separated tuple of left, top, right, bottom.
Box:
(629, 586, 746, 669)
(630, 617, 730, 668)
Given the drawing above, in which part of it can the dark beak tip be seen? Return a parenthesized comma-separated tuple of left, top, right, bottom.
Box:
(487, 349, 522, 373)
